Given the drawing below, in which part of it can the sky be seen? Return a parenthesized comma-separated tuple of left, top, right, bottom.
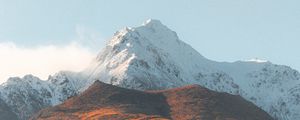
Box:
(0, 0, 300, 83)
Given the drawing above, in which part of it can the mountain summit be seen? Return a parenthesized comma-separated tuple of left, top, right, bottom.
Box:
(85, 19, 234, 92)
(1, 19, 300, 120)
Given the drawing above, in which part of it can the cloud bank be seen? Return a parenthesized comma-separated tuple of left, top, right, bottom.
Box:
(0, 42, 96, 84)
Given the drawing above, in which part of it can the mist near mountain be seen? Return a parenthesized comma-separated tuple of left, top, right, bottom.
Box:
(0, 42, 95, 83)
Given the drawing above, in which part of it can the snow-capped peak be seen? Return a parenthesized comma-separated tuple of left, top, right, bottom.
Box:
(245, 58, 269, 63)
(89, 19, 237, 92)
(142, 19, 163, 26)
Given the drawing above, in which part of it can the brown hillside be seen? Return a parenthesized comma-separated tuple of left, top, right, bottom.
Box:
(31, 81, 273, 120)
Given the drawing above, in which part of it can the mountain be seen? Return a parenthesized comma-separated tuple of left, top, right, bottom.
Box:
(0, 72, 85, 119)
(83, 19, 300, 119)
(31, 80, 273, 120)
(0, 98, 18, 120)
(0, 19, 300, 119)
(84, 19, 239, 93)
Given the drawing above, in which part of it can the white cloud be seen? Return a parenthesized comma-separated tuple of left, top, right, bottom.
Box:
(0, 42, 96, 83)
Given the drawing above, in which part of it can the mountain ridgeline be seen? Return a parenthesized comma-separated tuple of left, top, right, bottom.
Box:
(1, 19, 300, 120)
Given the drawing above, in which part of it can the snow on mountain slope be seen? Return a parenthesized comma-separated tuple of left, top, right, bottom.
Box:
(0, 72, 86, 119)
(0, 75, 53, 119)
(84, 19, 239, 93)
(0, 19, 299, 120)
(0, 95, 18, 120)
(215, 61, 300, 119)
(47, 71, 89, 104)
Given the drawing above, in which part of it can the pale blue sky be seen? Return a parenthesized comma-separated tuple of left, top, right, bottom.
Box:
(0, 0, 300, 70)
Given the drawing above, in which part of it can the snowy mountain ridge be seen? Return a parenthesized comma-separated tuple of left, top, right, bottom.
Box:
(1, 19, 300, 120)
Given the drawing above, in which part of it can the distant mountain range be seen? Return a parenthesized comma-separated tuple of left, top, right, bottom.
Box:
(1, 19, 300, 120)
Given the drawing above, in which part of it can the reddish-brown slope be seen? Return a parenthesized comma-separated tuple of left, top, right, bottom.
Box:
(31, 81, 273, 120)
